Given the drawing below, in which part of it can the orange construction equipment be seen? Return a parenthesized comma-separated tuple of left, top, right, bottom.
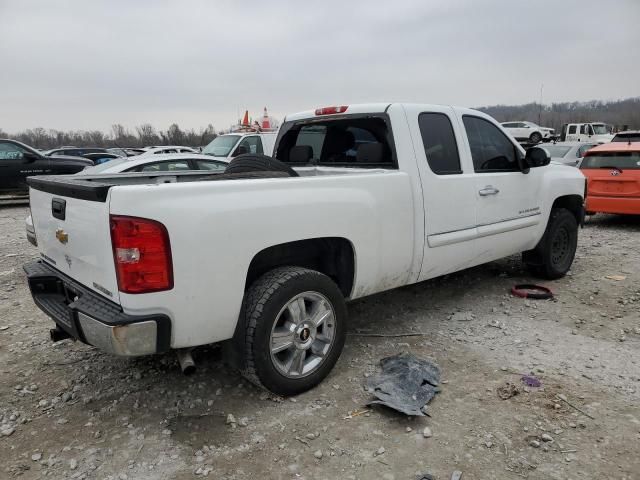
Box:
(580, 142, 640, 215)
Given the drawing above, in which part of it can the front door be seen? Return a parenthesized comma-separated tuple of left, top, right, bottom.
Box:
(460, 115, 543, 263)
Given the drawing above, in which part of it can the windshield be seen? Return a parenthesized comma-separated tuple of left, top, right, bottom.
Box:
(202, 135, 240, 157)
(580, 152, 640, 170)
(592, 124, 612, 135)
(79, 158, 129, 174)
(543, 146, 571, 158)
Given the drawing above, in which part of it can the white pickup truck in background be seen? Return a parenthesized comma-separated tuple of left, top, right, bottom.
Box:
(201, 132, 277, 160)
(24, 103, 586, 395)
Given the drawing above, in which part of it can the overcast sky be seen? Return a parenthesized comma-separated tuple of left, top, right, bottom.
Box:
(1, 0, 638, 133)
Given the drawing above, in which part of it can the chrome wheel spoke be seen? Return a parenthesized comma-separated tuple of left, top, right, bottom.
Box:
(311, 336, 330, 357)
(287, 297, 306, 324)
(271, 325, 295, 354)
(287, 349, 306, 375)
(310, 303, 332, 328)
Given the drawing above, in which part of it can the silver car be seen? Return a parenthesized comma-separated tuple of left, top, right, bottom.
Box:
(543, 142, 598, 166)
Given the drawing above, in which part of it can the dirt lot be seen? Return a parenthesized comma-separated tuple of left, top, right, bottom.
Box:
(1, 205, 638, 480)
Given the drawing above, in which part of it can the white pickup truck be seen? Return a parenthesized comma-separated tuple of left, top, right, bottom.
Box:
(24, 103, 586, 395)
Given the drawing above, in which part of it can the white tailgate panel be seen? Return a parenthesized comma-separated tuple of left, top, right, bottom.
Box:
(29, 188, 120, 302)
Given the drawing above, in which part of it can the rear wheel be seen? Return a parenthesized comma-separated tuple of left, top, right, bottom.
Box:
(529, 132, 543, 144)
(241, 267, 346, 396)
(523, 208, 578, 279)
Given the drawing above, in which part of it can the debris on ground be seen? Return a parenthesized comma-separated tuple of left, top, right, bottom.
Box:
(365, 352, 440, 416)
(521, 374, 542, 387)
(451, 471, 463, 480)
(511, 284, 554, 299)
(497, 382, 521, 400)
(416, 473, 434, 480)
(605, 275, 626, 281)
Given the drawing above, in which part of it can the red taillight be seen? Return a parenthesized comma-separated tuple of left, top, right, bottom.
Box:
(315, 105, 348, 115)
(110, 215, 173, 294)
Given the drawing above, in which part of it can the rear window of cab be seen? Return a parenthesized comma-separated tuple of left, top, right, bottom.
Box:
(275, 114, 396, 168)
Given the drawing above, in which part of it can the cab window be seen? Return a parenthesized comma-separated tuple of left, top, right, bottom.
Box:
(462, 116, 519, 172)
(568, 125, 577, 134)
(276, 115, 395, 168)
(235, 136, 263, 155)
(418, 112, 462, 175)
(0, 142, 26, 160)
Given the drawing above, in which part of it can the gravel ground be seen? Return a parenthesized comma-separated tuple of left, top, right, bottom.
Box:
(1, 205, 639, 480)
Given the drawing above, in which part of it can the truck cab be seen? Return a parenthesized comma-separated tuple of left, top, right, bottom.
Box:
(561, 122, 613, 143)
(201, 132, 277, 161)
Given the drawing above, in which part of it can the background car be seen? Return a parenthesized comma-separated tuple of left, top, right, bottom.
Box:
(0, 139, 92, 196)
(44, 147, 109, 157)
(81, 152, 123, 164)
(139, 146, 198, 155)
(501, 121, 554, 143)
(542, 142, 598, 166)
(611, 130, 640, 143)
(580, 142, 640, 215)
(24, 152, 231, 245)
(80, 152, 230, 174)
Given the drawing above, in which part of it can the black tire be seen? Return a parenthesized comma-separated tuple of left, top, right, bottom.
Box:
(241, 266, 347, 396)
(523, 208, 578, 279)
(225, 154, 298, 177)
(529, 132, 543, 144)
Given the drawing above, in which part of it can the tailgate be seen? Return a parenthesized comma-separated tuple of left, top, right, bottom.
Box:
(585, 170, 640, 197)
(29, 187, 120, 302)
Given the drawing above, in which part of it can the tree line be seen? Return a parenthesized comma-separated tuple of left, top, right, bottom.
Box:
(477, 97, 640, 131)
(2, 97, 639, 149)
(0, 123, 217, 150)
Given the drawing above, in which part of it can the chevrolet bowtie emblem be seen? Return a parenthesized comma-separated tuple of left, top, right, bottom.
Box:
(55, 228, 69, 244)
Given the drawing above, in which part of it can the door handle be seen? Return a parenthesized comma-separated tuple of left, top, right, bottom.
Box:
(479, 186, 500, 196)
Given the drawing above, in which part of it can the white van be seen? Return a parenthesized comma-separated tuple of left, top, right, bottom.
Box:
(201, 132, 277, 160)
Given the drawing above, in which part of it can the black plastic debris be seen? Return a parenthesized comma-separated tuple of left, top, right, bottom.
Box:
(366, 352, 441, 416)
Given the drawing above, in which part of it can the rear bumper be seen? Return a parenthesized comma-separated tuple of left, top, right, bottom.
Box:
(24, 260, 171, 356)
(586, 196, 640, 215)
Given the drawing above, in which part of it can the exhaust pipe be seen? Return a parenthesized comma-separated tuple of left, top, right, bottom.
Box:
(50, 327, 72, 343)
(176, 349, 196, 375)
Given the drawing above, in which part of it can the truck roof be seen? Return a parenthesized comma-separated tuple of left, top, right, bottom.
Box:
(283, 103, 488, 122)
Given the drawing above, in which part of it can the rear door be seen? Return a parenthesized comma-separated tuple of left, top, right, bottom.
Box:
(459, 114, 543, 259)
(565, 124, 579, 142)
(403, 105, 478, 280)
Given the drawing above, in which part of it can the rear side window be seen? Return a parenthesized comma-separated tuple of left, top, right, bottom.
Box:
(276, 115, 395, 168)
(418, 113, 461, 174)
(462, 116, 519, 172)
(568, 125, 577, 134)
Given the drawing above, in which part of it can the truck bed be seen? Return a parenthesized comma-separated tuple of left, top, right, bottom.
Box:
(27, 167, 390, 202)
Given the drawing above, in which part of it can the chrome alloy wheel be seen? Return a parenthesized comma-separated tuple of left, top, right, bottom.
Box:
(269, 291, 336, 378)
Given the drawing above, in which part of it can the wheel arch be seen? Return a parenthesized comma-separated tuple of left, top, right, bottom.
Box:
(551, 194, 584, 225)
(243, 237, 356, 298)
(225, 237, 355, 372)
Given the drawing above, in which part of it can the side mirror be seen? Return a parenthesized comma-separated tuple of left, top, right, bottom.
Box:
(524, 146, 551, 169)
(22, 151, 39, 163)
